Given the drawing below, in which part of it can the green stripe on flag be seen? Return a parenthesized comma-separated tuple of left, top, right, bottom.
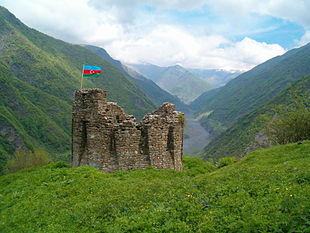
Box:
(83, 73, 101, 78)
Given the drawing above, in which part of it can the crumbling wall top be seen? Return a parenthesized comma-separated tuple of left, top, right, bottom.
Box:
(75, 88, 107, 101)
(141, 102, 183, 126)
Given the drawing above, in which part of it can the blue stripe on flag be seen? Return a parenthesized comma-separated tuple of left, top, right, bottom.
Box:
(83, 65, 101, 70)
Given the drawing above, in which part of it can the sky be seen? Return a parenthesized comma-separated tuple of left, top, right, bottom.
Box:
(0, 0, 309, 71)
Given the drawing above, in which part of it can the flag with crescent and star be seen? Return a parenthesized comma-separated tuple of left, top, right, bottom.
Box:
(82, 65, 102, 78)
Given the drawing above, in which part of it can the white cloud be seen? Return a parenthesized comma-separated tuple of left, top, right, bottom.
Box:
(296, 31, 310, 47)
(205, 0, 310, 29)
(0, 0, 291, 70)
(221, 37, 285, 70)
(106, 25, 285, 70)
(89, 0, 206, 12)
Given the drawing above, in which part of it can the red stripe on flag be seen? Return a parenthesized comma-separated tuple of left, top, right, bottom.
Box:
(83, 69, 101, 75)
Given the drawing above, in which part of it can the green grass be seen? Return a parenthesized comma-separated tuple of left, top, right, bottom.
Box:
(0, 142, 309, 232)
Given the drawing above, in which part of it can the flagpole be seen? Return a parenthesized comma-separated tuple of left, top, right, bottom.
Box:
(80, 64, 84, 89)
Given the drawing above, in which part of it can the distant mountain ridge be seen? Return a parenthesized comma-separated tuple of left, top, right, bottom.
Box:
(84, 45, 188, 111)
(188, 68, 242, 88)
(129, 63, 212, 103)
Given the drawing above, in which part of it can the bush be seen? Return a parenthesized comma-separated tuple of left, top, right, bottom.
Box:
(217, 157, 237, 168)
(45, 161, 71, 169)
(183, 157, 215, 176)
(263, 105, 310, 145)
(5, 149, 52, 174)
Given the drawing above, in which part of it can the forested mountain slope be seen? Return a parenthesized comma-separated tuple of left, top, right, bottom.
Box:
(0, 6, 155, 174)
(202, 75, 310, 160)
(191, 43, 310, 133)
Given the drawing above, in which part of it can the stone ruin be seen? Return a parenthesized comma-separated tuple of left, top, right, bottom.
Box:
(72, 88, 184, 172)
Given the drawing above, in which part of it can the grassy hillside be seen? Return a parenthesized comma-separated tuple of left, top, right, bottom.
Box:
(0, 142, 309, 232)
(0, 6, 156, 173)
(202, 75, 310, 160)
(191, 43, 310, 133)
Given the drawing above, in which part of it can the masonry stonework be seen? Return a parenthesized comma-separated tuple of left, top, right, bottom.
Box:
(72, 88, 184, 172)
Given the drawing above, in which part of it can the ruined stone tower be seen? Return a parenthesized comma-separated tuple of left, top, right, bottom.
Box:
(72, 88, 184, 172)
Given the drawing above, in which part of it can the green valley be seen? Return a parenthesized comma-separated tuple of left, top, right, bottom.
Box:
(202, 75, 310, 160)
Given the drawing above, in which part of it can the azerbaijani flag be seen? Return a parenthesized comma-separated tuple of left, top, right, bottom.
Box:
(82, 65, 102, 78)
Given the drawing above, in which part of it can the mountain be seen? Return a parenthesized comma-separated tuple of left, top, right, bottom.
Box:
(130, 63, 213, 103)
(202, 75, 310, 160)
(0, 6, 156, 173)
(188, 68, 242, 88)
(191, 43, 310, 135)
(84, 45, 188, 111)
(1, 141, 309, 232)
(128, 63, 166, 82)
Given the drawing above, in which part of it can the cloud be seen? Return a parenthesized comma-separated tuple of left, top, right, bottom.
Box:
(106, 25, 285, 70)
(296, 30, 310, 47)
(205, 0, 310, 29)
(88, 0, 310, 30)
(0, 0, 292, 70)
(89, 0, 207, 12)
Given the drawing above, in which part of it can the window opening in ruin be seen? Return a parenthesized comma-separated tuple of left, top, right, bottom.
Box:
(116, 115, 120, 123)
(81, 121, 88, 149)
(167, 126, 174, 152)
(110, 130, 116, 153)
(140, 127, 149, 159)
(78, 121, 88, 165)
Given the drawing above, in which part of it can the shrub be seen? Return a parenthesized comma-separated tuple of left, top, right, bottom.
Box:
(45, 161, 71, 169)
(217, 156, 237, 168)
(263, 105, 310, 145)
(5, 149, 52, 174)
(183, 157, 215, 176)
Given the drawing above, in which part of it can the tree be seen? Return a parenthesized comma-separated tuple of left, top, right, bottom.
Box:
(263, 105, 310, 145)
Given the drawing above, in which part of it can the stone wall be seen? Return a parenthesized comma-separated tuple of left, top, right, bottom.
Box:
(72, 88, 184, 172)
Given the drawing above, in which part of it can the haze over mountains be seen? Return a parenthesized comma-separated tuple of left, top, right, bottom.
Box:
(188, 68, 242, 88)
(129, 63, 213, 104)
